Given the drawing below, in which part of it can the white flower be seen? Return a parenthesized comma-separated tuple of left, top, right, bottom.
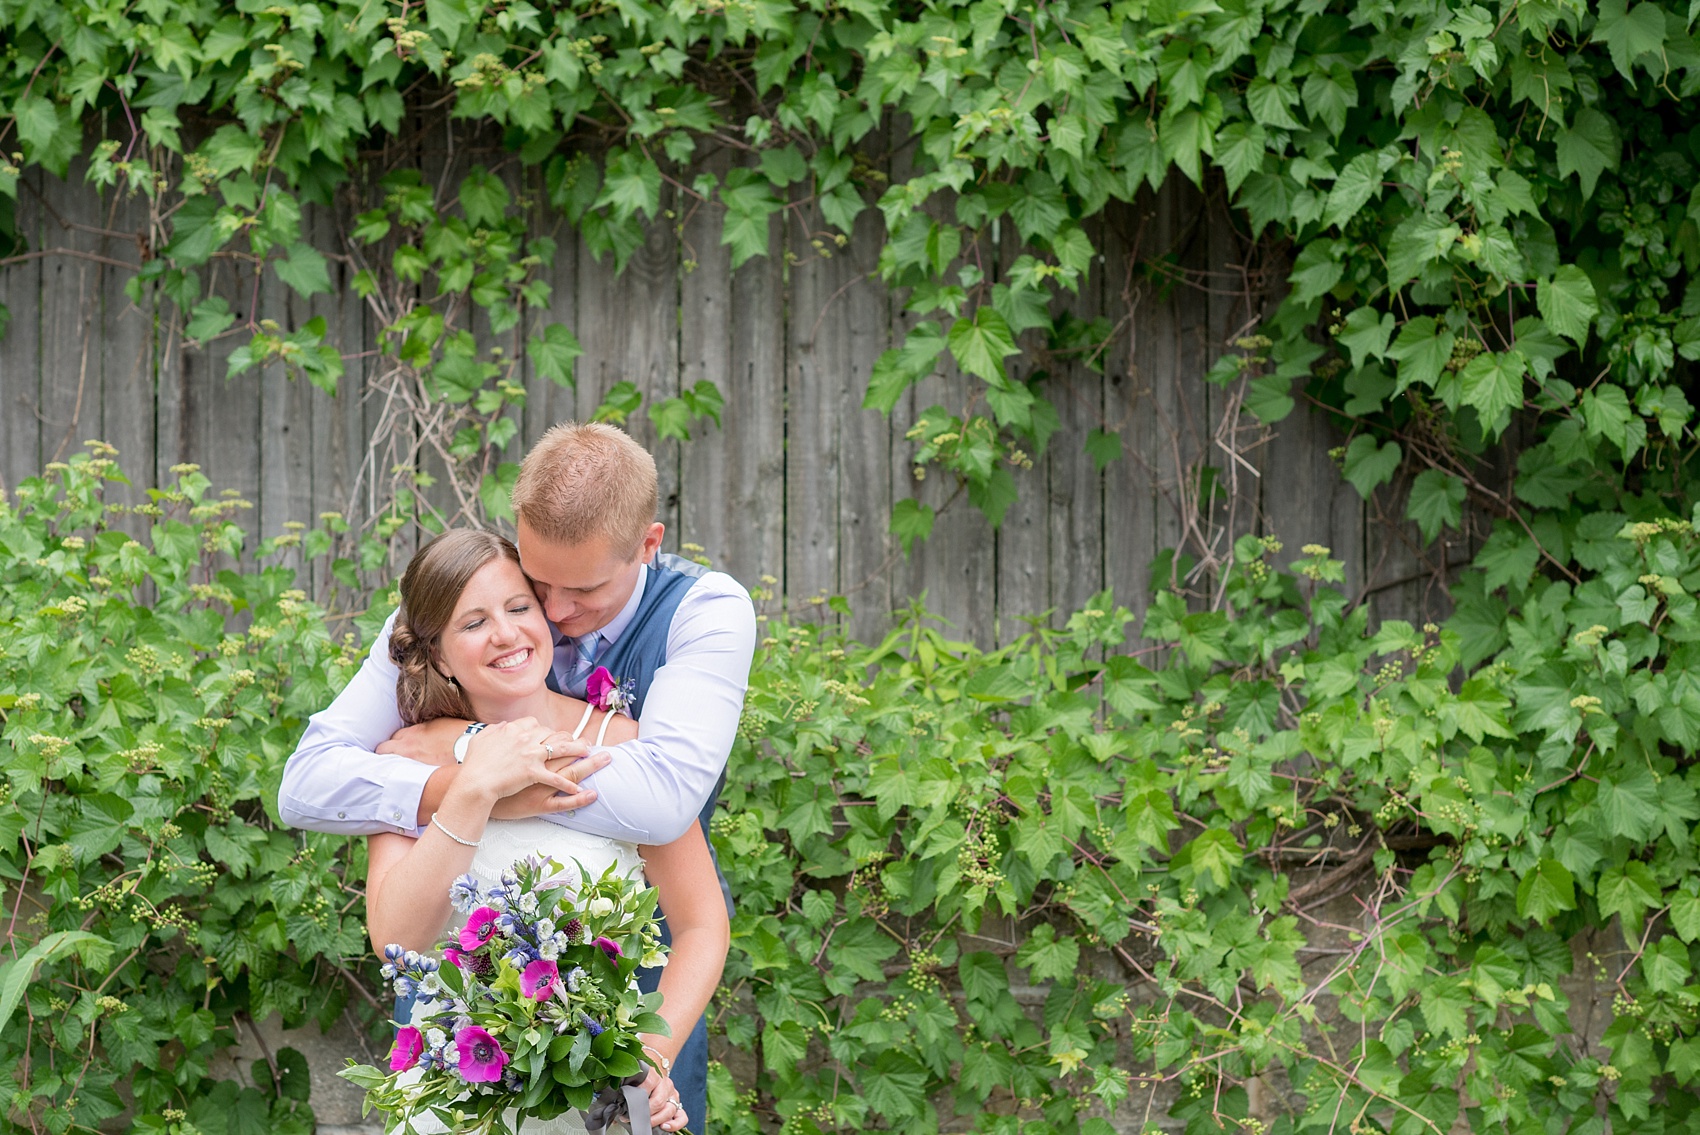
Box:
(539, 937, 561, 961)
(587, 896, 615, 917)
(517, 892, 540, 916)
(427, 1028, 448, 1049)
(641, 947, 668, 968)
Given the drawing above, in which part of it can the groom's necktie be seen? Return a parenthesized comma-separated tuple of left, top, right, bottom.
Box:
(561, 631, 606, 699)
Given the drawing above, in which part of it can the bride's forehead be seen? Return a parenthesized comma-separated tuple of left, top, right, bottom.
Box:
(455, 558, 531, 600)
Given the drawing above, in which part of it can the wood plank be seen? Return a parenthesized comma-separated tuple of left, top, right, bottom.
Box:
(522, 162, 581, 447)
(34, 167, 100, 473)
(784, 203, 845, 621)
(992, 220, 1050, 644)
(97, 184, 158, 533)
(1204, 192, 1263, 593)
(828, 205, 896, 643)
(1103, 191, 1168, 622)
(678, 155, 786, 592)
(305, 198, 372, 598)
(896, 347, 998, 645)
(1045, 216, 1108, 628)
(576, 190, 680, 544)
(1260, 389, 1364, 593)
(0, 173, 43, 494)
(259, 215, 318, 580)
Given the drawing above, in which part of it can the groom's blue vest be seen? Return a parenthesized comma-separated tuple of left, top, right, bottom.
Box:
(551, 552, 732, 915)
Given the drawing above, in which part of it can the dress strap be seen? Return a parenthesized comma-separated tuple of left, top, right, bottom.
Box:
(594, 709, 617, 747)
(571, 701, 594, 740)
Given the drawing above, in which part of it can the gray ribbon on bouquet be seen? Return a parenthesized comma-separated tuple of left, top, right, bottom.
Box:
(582, 1074, 654, 1135)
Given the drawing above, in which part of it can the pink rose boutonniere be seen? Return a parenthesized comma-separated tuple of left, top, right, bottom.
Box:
(585, 666, 636, 717)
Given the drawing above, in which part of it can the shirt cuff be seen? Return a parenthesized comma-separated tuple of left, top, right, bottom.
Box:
(379, 760, 438, 835)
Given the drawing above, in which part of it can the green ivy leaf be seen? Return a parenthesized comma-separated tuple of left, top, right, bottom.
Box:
(1323, 149, 1392, 230)
(184, 297, 235, 344)
(459, 166, 511, 228)
(865, 322, 946, 413)
(591, 380, 643, 425)
(597, 148, 663, 224)
(1515, 858, 1576, 923)
(1335, 307, 1395, 368)
(1406, 469, 1466, 542)
(1085, 428, 1122, 471)
(947, 307, 1019, 385)
(1340, 435, 1402, 498)
(1013, 923, 1080, 981)
(526, 324, 582, 391)
(1387, 316, 1455, 392)
(1457, 349, 1527, 429)
(1596, 860, 1663, 926)
(890, 498, 936, 553)
(274, 242, 332, 299)
(1594, 0, 1669, 78)
(1536, 266, 1599, 346)
(1555, 108, 1620, 200)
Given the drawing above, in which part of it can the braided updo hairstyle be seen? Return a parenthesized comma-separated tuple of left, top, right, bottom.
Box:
(391, 529, 524, 725)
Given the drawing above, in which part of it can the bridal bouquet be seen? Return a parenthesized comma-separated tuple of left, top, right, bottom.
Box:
(340, 855, 670, 1135)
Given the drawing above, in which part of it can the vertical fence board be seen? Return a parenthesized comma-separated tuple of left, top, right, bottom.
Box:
(0, 179, 43, 494)
(679, 164, 785, 591)
(1046, 221, 1109, 626)
(99, 188, 157, 530)
(831, 212, 897, 644)
(785, 209, 845, 615)
(523, 170, 581, 448)
(993, 230, 1050, 643)
(577, 190, 680, 542)
(38, 170, 93, 471)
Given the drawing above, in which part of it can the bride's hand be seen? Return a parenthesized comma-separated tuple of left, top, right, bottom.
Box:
(488, 749, 609, 819)
(452, 718, 589, 804)
(635, 1067, 688, 1133)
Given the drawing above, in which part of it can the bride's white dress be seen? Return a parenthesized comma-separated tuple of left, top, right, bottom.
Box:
(401, 819, 645, 1135)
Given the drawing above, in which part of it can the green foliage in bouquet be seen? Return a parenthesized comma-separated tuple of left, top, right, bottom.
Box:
(341, 856, 670, 1134)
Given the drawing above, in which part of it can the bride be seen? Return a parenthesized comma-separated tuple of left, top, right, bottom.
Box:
(364, 529, 728, 1134)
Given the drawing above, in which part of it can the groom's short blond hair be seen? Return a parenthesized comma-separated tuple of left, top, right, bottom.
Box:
(512, 422, 657, 557)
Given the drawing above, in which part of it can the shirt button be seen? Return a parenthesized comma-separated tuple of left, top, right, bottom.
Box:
(337, 811, 346, 819)
(393, 811, 403, 821)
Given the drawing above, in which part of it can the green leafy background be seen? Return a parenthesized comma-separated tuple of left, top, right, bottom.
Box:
(5, 0, 1700, 1132)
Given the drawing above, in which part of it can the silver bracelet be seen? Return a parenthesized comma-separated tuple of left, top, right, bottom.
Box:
(431, 812, 483, 847)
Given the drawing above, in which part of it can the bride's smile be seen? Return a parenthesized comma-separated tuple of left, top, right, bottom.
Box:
(436, 558, 554, 714)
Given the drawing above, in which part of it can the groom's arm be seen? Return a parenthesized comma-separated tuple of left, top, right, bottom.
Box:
(560, 573, 757, 845)
(278, 611, 439, 836)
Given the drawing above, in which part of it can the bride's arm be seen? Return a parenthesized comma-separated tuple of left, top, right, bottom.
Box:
(635, 823, 730, 1126)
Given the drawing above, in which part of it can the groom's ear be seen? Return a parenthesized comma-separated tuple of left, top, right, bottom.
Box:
(637, 522, 665, 564)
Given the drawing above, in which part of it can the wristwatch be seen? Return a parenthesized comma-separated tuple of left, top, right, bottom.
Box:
(452, 722, 489, 764)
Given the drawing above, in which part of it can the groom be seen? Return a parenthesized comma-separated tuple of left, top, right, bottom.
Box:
(279, 421, 757, 1133)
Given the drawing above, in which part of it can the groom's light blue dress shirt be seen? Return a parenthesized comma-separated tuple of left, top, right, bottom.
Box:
(278, 562, 756, 845)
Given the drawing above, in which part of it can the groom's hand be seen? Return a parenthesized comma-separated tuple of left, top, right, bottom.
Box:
(489, 749, 609, 819)
(377, 718, 469, 765)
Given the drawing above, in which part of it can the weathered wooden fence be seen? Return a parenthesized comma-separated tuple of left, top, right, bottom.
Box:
(0, 151, 1448, 645)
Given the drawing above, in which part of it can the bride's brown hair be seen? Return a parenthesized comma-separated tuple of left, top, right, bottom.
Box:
(391, 529, 524, 725)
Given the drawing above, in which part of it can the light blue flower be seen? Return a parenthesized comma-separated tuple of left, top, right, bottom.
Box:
(448, 874, 482, 914)
(565, 966, 586, 994)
